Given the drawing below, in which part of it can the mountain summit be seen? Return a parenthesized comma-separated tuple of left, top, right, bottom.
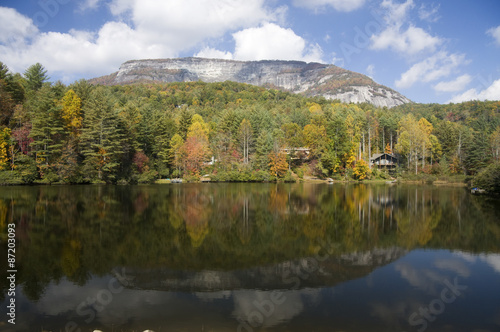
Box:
(90, 57, 411, 108)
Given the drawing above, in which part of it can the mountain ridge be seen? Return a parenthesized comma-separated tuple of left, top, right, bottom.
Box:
(89, 57, 411, 108)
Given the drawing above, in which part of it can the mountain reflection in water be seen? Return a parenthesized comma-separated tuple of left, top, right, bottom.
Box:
(0, 183, 499, 332)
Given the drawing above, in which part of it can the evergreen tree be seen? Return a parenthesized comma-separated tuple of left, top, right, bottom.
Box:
(80, 88, 124, 182)
(28, 85, 64, 175)
(254, 130, 273, 170)
(24, 63, 49, 92)
(465, 131, 491, 175)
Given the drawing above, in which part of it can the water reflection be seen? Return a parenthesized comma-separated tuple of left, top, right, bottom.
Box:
(0, 183, 499, 331)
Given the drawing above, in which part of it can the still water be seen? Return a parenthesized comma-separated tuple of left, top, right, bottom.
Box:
(1, 183, 499, 332)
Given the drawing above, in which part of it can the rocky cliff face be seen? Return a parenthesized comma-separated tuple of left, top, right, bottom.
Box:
(92, 57, 411, 108)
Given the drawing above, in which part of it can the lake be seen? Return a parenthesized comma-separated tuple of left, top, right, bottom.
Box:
(1, 183, 500, 332)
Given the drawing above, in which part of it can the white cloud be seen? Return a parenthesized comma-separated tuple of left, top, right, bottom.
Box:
(449, 79, 500, 103)
(0, 21, 171, 77)
(371, 25, 441, 55)
(381, 0, 414, 26)
(395, 52, 468, 89)
(292, 0, 366, 12)
(195, 47, 233, 60)
(370, 0, 442, 55)
(108, 0, 134, 16)
(0, 6, 38, 44)
(418, 3, 440, 23)
(0, 1, 284, 81)
(433, 74, 472, 92)
(129, 0, 275, 51)
(487, 25, 500, 46)
(331, 52, 345, 67)
(79, 0, 103, 11)
(366, 64, 375, 77)
(232, 23, 323, 62)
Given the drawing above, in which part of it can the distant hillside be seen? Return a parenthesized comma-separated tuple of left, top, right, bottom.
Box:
(89, 57, 411, 108)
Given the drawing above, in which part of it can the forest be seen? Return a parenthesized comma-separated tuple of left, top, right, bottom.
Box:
(0, 62, 499, 188)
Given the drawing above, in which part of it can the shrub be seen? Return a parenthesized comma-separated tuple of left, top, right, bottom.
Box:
(283, 170, 296, 183)
(473, 163, 500, 194)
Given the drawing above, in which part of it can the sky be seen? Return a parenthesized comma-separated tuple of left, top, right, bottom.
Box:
(0, 0, 499, 104)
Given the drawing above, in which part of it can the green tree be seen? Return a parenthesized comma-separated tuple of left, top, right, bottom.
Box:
(28, 85, 64, 175)
(178, 107, 193, 139)
(238, 119, 252, 164)
(169, 134, 184, 176)
(24, 63, 49, 92)
(80, 88, 124, 182)
(254, 130, 273, 170)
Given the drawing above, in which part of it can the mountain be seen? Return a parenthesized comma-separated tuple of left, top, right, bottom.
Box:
(90, 57, 411, 108)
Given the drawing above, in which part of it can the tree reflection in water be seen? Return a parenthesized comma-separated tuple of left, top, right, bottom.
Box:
(0, 183, 499, 331)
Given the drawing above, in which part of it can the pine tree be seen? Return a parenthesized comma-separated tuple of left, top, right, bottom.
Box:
(255, 130, 273, 170)
(80, 88, 124, 182)
(24, 63, 49, 92)
(169, 134, 184, 177)
(28, 85, 64, 174)
(238, 119, 252, 164)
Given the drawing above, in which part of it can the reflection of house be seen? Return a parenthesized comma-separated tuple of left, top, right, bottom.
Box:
(370, 153, 398, 170)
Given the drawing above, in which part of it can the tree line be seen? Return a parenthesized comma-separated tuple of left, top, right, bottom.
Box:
(0, 62, 499, 185)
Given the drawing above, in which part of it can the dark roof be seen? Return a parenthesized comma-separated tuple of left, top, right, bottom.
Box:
(370, 153, 398, 161)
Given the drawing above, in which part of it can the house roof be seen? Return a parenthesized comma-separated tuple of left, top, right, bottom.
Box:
(370, 153, 398, 161)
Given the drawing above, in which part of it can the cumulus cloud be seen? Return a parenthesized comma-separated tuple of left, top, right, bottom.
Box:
(395, 51, 468, 89)
(371, 25, 441, 55)
(370, 0, 442, 55)
(195, 47, 233, 60)
(0, 1, 285, 80)
(0, 20, 171, 77)
(0, 6, 38, 44)
(233, 23, 323, 62)
(292, 0, 366, 12)
(129, 0, 275, 51)
(433, 74, 472, 92)
(448, 79, 500, 103)
(487, 25, 500, 46)
(381, 0, 414, 25)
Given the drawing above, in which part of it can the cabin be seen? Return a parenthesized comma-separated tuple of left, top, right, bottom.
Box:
(280, 147, 311, 160)
(370, 153, 399, 170)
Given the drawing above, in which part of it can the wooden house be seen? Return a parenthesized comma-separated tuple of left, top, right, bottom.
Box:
(369, 153, 399, 170)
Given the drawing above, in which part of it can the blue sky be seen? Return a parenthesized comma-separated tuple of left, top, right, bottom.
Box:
(1, 0, 499, 104)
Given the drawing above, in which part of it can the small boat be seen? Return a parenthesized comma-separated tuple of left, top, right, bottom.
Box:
(386, 180, 397, 184)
